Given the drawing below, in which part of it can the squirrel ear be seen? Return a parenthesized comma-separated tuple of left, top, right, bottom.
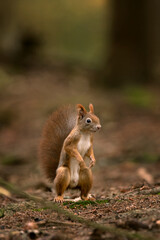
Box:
(77, 104, 87, 119)
(89, 103, 94, 113)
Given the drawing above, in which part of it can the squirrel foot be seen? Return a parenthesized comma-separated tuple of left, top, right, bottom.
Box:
(54, 196, 64, 203)
(81, 194, 95, 201)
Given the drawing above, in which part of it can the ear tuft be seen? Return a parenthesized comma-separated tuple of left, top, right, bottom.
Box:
(77, 104, 87, 119)
(89, 103, 94, 113)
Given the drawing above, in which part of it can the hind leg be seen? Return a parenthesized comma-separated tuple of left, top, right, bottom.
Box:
(78, 167, 93, 200)
(54, 166, 70, 203)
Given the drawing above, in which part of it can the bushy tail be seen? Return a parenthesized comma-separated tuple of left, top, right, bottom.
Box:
(39, 105, 77, 181)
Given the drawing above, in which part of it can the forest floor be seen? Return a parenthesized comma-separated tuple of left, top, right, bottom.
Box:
(0, 68, 160, 240)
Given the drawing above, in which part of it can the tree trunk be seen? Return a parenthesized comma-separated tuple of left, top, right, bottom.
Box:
(146, 0, 160, 82)
(106, 0, 160, 86)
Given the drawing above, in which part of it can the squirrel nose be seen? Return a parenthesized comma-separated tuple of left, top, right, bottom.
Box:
(96, 124, 101, 130)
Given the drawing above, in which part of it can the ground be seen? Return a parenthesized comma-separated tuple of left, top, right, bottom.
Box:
(0, 68, 160, 240)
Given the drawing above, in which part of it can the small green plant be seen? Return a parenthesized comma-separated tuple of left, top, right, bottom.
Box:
(32, 207, 48, 212)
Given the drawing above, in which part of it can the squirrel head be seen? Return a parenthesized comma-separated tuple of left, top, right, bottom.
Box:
(76, 104, 101, 132)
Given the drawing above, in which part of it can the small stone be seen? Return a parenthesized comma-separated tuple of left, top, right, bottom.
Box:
(156, 220, 160, 225)
(24, 222, 38, 231)
(0, 234, 5, 240)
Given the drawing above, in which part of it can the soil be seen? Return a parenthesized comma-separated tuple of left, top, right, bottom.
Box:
(0, 69, 160, 240)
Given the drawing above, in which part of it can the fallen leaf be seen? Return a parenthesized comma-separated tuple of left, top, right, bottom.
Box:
(24, 222, 38, 231)
(0, 187, 11, 197)
(137, 167, 154, 184)
(156, 220, 160, 225)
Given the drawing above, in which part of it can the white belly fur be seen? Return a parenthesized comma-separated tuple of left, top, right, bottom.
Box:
(69, 158, 80, 188)
(69, 134, 91, 188)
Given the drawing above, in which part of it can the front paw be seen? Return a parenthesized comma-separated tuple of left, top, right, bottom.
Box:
(81, 194, 95, 201)
(89, 160, 96, 168)
(89, 155, 96, 168)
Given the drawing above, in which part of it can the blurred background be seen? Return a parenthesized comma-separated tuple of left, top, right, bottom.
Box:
(0, 0, 160, 189)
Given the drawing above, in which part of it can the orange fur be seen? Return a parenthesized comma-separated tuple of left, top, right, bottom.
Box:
(39, 104, 101, 202)
(78, 167, 93, 200)
(39, 105, 76, 180)
(54, 167, 70, 202)
(89, 103, 94, 113)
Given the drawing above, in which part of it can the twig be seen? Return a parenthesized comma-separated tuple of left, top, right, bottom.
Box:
(121, 187, 160, 196)
(0, 178, 154, 240)
(120, 186, 160, 198)
(137, 187, 160, 195)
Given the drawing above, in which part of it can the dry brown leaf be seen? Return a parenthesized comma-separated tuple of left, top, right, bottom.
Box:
(0, 187, 11, 197)
(137, 167, 154, 184)
(156, 220, 160, 225)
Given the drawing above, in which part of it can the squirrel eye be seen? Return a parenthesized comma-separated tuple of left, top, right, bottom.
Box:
(86, 118, 92, 124)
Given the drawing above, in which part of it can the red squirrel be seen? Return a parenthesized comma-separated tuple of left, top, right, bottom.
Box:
(39, 104, 101, 202)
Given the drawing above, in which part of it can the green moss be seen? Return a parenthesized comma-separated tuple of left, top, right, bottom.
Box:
(0, 209, 4, 218)
(63, 199, 110, 209)
(32, 207, 48, 212)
